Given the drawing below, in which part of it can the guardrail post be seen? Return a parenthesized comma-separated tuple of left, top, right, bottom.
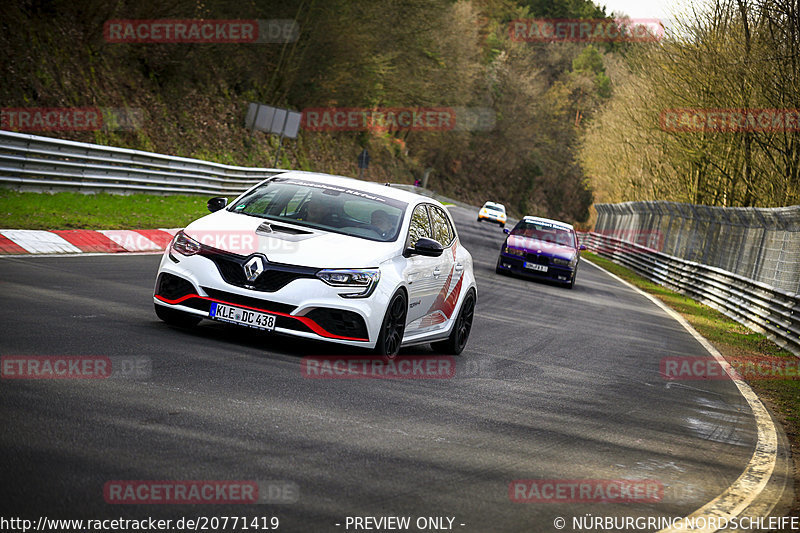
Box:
(772, 211, 790, 290)
(687, 204, 702, 263)
(750, 209, 769, 282)
(662, 202, 675, 254)
(731, 209, 747, 274)
(700, 206, 714, 265)
(672, 204, 687, 257)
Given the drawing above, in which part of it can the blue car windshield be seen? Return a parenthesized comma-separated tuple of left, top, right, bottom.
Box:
(230, 178, 408, 242)
(511, 221, 575, 247)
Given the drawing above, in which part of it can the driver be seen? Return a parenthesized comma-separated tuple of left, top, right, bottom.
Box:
(303, 193, 337, 225)
(371, 209, 393, 239)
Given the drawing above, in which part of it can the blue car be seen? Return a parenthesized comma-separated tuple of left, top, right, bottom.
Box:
(495, 216, 586, 289)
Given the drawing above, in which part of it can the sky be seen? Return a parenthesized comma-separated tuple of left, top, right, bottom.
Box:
(598, 0, 692, 20)
(596, 0, 703, 35)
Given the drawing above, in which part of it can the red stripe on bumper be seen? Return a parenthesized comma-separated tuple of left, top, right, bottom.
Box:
(154, 293, 369, 342)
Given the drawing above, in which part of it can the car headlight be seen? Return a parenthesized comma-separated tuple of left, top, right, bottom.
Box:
(316, 269, 381, 298)
(503, 246, 526, 257)
(552, 256, 576, 267)
(171, 231, 201, 256)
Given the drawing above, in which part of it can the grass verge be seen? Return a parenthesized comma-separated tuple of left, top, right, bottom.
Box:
(583, 251, 799, 515)
(0, 190, 213, 230)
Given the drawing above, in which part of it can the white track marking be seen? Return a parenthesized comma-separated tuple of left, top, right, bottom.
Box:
(583, 258, 780, 532)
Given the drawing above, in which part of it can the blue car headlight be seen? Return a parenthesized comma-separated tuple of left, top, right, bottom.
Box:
(316, 269, 381, 298)
(552, 256, 577, 267)
(503, 246, 525, 257)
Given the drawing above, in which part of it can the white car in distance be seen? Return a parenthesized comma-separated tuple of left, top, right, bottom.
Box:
(477, 201, 507, 227)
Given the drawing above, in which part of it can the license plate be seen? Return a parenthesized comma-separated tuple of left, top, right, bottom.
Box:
(523, 262, 548, 272)
(210, 302, 275, 331)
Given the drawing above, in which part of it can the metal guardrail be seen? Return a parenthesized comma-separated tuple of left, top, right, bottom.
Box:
(594, 201, 800, 295)
(0, 130, 285, 195)
(581, 230, 800, 357)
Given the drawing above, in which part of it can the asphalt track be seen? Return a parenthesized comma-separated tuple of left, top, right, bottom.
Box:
(0, 206, 791, 531)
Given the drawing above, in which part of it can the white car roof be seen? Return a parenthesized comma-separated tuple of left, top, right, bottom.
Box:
(265, 171, 443, 207)
(483, 202, 505, 210)
(521, 216, 574, 230)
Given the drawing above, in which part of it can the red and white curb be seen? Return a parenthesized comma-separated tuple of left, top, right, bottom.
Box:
(0, 229, 179, 255)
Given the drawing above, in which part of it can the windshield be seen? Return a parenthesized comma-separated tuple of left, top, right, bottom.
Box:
(484, 203, 504, 213)
(230, 178, 407, 242)
(510, 221, 575, 248)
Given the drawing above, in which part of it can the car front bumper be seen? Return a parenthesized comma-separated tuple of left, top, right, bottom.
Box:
(478, 213, 506, 224)
(496, 254, 575, 284)
(154, 250, 386, 348)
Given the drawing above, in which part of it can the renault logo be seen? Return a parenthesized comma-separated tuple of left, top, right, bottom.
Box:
(243, 256, 265, 282)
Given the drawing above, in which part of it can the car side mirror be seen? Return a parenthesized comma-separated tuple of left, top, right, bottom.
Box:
(405, 237, 444, 257)
(207, 197, 228, 213)
(503, 228, 510, 234)
(579, 244, 587, 251)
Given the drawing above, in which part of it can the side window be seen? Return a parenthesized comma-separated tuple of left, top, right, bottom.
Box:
(407, 204, 432, 248)
(429, 206, 454, 246)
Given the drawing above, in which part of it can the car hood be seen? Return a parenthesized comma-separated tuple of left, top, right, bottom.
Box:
(507, 235, 575, 259)
(184, 210, 400, 268)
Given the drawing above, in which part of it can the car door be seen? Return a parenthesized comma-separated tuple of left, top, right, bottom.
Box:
(424, 205, 460, 328)
(403, 204, 448, 334)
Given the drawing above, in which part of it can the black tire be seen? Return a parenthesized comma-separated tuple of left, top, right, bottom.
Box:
(374, 291, 407, 356)
(500, 223, 505, 228)
(566, 268, 577, 289)
(431, 289, 475, 355)
(154, 303, 202, 327)
(477, 217, 482, 222)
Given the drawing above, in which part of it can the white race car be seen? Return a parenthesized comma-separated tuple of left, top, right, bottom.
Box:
(477, 201, 507, 227)
(154, 172, 477, 356)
